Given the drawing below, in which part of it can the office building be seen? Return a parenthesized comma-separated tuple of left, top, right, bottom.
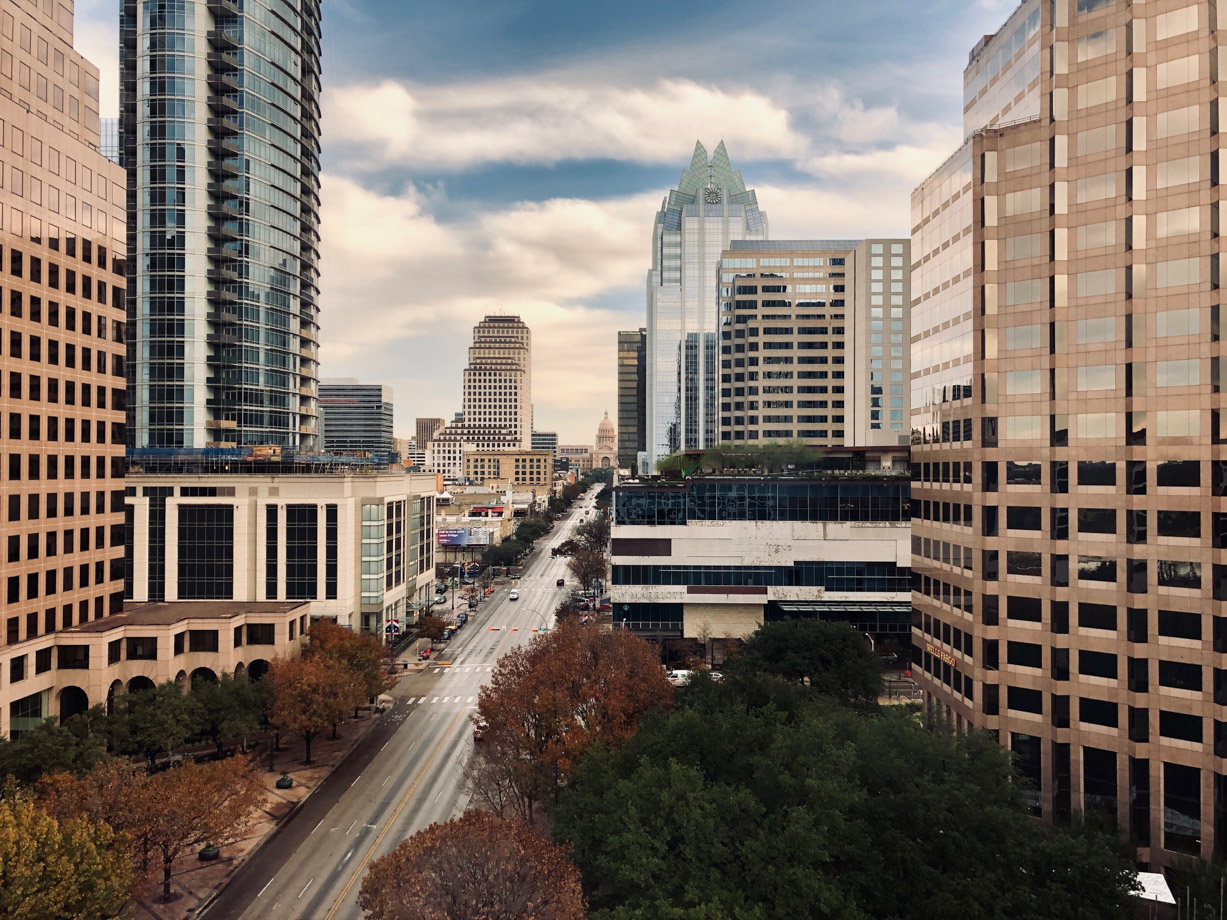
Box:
(643, 141, 768, 473)
(718, 240, 910, 447)
(611, 447, 910, 656)
(0, 0, 130, 736)
(617, 328, 646, 473)
(558, 444, 594, 474)
(120, 0, 323, 450)
(531, 430, 558, 457)
(416, 417, 445, 450)
(319, 379, 394, 455)
(911, 0, 1225, 862)
(463, 449, 553, 489)
(429, 315, 533, 478)
(595, 412, 617, 468)
(125, 454, 437, 634)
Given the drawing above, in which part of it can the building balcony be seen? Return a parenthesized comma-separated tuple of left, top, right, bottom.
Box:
(207, 156, 240, 178)
(207, 266, 238, 285)
(208, 115, 241, 136)
(207, 329, 239, 346)
(207, 51, 240, 73)
(206, 71, 240, 93)
(208, 200, 243, 222)
(206, 418, 239, 430)
(207, 245, 240, 262)
(208, 0, 241, 16)
(208, 136, 241, 158)
(207, 303, 240, 324)
(207, 29, 239, 51)
(207, 94, 239, 114)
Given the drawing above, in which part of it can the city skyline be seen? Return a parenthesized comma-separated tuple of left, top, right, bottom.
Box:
(72, 0, 1023, 443)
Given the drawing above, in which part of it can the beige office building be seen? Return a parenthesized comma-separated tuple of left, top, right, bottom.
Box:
(0, 1, 130, 735)
(912, 0, 1227, 863)
(463, 449, 553, 489)
(718, 240, 910, 448)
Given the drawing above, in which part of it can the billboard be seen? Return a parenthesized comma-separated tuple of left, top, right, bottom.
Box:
(436, 527, 494, 547)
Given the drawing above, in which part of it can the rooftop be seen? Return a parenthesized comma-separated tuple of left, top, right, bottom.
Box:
(67, 601, 308, 633)
(728, 239, 863, 251)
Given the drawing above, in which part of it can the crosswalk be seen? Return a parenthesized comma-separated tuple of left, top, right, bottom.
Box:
(428, 665, 493, 674)
(404, 696, 478, 707)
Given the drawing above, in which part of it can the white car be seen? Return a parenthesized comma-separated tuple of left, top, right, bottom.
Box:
(666, 669, 694, 687)
(509, 590, 519, 600)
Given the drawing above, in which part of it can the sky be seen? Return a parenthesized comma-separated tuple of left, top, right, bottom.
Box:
(73, 0, 1019, 444)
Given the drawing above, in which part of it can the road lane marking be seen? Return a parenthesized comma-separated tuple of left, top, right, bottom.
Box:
(311, 820, 322, 835)
(298, 879, 314, 899)
(258, 878, 272, 897)
(380, 774, 390, 788)
(467, 696, 474, 703)
(346, 820, 357, 835)
(322, 708, 469, 920)
(431, 696, 439, 703)
(350, 776, 360, 788)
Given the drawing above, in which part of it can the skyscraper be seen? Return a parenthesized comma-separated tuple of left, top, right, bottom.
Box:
(0, 0, 130, 736)
(912, 0, 1224, 862)
(717, 240, 911, 447)
(617, 328, 645, 472)
(416, 417, 445, 450)
(429, 315, 532, 478)
(642, 141, 767, 473)
(120, 0, 323, 451)
(319, 379, 394, 454)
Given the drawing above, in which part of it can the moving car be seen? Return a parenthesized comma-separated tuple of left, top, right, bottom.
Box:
(509, 590, 520, 600)
(556, 578, 566, 587)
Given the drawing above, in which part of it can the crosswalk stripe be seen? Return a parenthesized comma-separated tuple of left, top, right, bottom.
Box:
(467, 696, 474, 703)
(431, 696, 439, 704)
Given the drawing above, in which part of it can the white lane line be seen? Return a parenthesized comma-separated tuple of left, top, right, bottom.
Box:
(380, 774, 391, 788)
(431, 696, 439, 704)
(258, 878, 273, 897)
(346, 819, 357, 835)
(311, 819, 322, 835)
(298, 878, 314, 899)
(434, 789, 444, 803)
(350, 775, 360, 788)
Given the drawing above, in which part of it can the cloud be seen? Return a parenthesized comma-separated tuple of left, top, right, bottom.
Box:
(324, 76, 808, 170)
(318, 176, 653, 440)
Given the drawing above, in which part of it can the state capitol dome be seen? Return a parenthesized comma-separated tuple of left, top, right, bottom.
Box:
(595, 411, 617, 468)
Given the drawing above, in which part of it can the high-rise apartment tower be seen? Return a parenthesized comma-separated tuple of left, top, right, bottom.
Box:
(0, 0, 130, 735)
(912, 0, 1227, 863)
(642, 141, 767, 473)
(319, 379, 393, 454)
(120, 0, 323, 450)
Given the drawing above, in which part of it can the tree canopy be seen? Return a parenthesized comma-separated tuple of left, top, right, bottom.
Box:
(359, 810, 585, 920)
(0, 793, 134, 920)
(270, 654, 356, 763)
(470, 624, 672, 822)
(726, 618, 883, 705)
(553, 683, 1139, 920)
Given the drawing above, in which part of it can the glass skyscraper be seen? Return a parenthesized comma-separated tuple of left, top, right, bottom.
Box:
(642, 141, 767, 473)
(120, 0, 322, 450)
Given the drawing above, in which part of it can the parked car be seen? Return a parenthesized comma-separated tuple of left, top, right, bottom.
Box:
(509, 590, 520, 600)
(556, 578, 566, 587)
(456, 612, 469, 625)
(441, 628, 454, 641)
(472, 718, 488, 741)
(432, 596, 449, 606)
(419, 647, 432, 660)
(666, 669, 695, 687)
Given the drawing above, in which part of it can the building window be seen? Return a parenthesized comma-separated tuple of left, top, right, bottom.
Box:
(177, 505, 234, 600)
(126, 636, 157, 660)
(246, 623, 276, 645)
(189, 630, 219, 653)
(286, 505, 319, 601)
(265, 505, 278, 600)
(326, 504, 338, 600)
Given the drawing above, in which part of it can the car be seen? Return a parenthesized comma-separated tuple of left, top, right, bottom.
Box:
(456, 612, 468, 625)
(508, 590, 519, 600)
(472, 718, 488, 741)
(666, 669, 695, 687)
(419, 647, 432, 660)
(556, 578, 566, 587)
(432, 596, 449, 606)
(441, 628, 453, 641)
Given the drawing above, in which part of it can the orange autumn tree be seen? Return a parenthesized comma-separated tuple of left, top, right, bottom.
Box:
(270, 653, 356, 763)
(470, 623, 672, 821)
(358, 810, 585, 920)
(305, 619, 396, 717)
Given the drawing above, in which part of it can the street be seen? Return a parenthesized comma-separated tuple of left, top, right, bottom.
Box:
(203, 489, 599, 920)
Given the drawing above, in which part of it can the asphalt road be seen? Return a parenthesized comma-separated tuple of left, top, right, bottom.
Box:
(203, 489, 599, 920)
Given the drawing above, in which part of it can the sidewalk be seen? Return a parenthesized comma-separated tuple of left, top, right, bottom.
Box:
(128, 707, 388, 920)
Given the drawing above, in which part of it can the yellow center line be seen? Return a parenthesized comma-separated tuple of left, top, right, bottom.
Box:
(322, 707, 469, 920)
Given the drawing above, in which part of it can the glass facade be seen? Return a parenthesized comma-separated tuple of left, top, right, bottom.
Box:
(176, 503, 234, 598)
(285, 503, 317, 600)
(615, 480, 910, 526)
(644, 141, 767, 471)
(121, 0, 322, 449)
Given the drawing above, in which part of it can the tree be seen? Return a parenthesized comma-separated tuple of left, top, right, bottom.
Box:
(515, 518, 551, 545)
(359, 810, 585, 920)
(306, 619, 396, 717)
(113, 681, 200, 771)
(471, 624, 672, 822)
(554, 539, 582, 558)
(143, 758, 264, 901)
(270, 654, 354, 763)
(482, 538, 527, 567)
(417, 615, 447, 642)
(566, 548, 607, 594)
(192, 672, 267, 756)
(575, 516, 610, 554)
(726, 618, 883, 705)
(0, 710, 110, 785)
(0, 792, 135, 920)
(554, 690, 1138, 920)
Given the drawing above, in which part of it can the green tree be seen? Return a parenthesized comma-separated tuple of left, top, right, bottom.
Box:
(515, 518, 551, 545)
(417, 615, 448, 642)
(0, 709, 110, 785)
(113, 681, 199, 772)
(554, 690, 1138, 920)
(726, 618, 882, 705)
(0, 792, 135, 920)
(483, 538, 527, 567)
(191, 672, 266, 756)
